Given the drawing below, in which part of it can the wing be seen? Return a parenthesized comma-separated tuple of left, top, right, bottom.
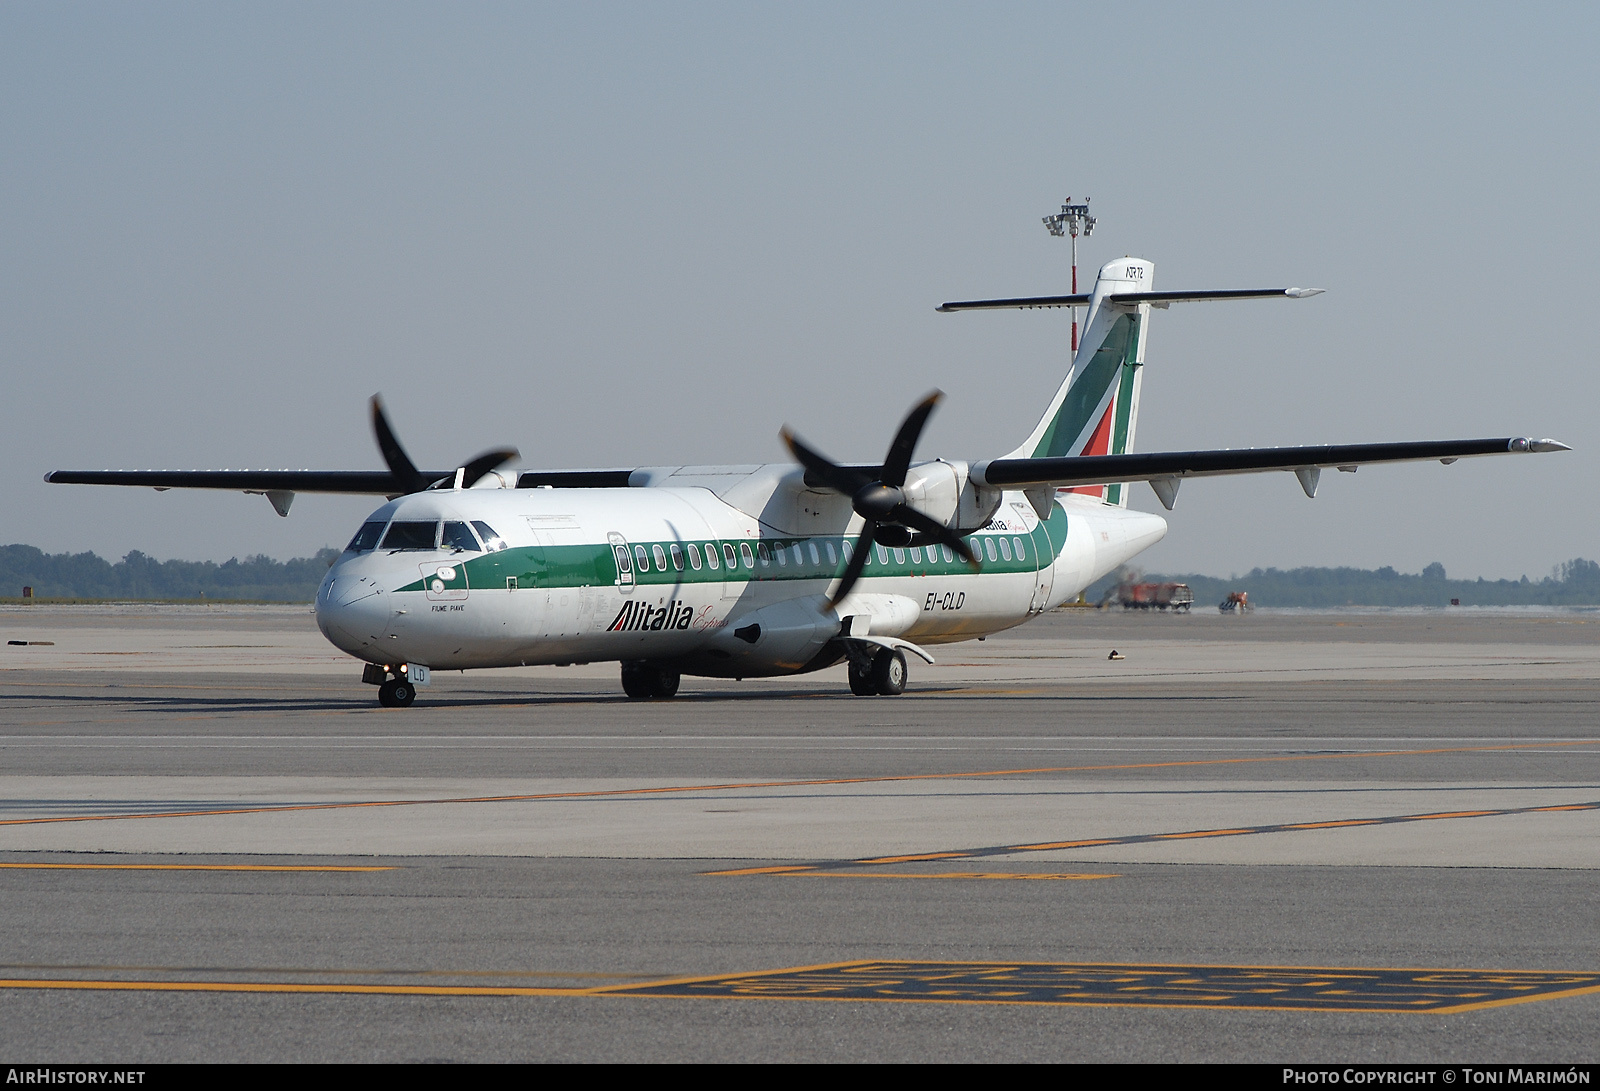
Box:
(43, 395, 527, 515)
(42, 467, 631, 495)
(971, 437, 1570, 508)
(44, 469, 427, 495)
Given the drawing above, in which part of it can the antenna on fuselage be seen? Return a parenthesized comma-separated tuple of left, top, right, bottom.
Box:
(1042, 197, 1096, 354)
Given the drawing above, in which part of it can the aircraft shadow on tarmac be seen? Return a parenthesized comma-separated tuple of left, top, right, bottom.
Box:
(0, 683, 1273, 715)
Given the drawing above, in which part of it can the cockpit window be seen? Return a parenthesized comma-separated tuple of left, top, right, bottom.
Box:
(380, 521, 440, 551)
(471, 520, 508, 552)
(441, 521, 480, 552)
(345, 521, 386, 553)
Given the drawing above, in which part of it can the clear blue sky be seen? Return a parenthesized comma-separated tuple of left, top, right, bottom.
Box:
(2, 3, 1593, 579)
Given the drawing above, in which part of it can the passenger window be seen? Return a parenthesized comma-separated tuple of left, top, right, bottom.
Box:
(688, 543, 702, 570)
(775, 542, 787, 567)
(653, 545, 667, 571)
(345, 521, 385, 553)
(1013, 537, 1026, 561)
(875, 544, 888, 565)
(985, 538, 997, 562)
(442, 521, 480, 553)
(893, 548, 906, 564)
(824, 541, 837, 566)
(706, 543, 720, 570)
(842, 540, 853, 563)
(909, 546, 922, 564)
(471, 521, 507, 552)
(739, 542, 754, 568)
(614, 545, 632, 573)
(942, 545, 954, 563)
(380, 521, 439, 551)
(670, 543, 684, 571)
(723, 543, 738, 569)
(998, 538, 1011, 561)
(757, 542, 770, 566)
(792, 544, 804, 567)
(807, 542, 819, 566)
(635, 545, 649, 572)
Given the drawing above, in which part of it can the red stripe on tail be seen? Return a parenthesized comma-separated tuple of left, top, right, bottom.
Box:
(1067, 399, 1116, 497)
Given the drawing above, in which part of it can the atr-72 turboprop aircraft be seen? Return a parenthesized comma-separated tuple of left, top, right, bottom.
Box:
(49, 258, 1568, 706)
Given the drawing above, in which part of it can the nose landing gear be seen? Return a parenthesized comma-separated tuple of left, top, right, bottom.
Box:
(378, 678, 416, 707)
(363, 662, 419, 707)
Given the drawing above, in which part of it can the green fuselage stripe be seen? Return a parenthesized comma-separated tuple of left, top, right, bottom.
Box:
(392, 507, 1071, 594)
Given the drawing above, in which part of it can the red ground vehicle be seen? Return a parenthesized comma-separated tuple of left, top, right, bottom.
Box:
(1116, 581, 1194, 611)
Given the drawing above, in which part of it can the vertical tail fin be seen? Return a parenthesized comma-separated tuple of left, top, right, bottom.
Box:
(1003, 258, 1153, 506)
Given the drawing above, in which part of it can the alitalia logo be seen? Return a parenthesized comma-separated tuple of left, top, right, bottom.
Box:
(608, 599, 694, 632)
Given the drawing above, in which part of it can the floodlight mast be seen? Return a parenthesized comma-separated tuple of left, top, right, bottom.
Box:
(1042, 198, 1096, 352)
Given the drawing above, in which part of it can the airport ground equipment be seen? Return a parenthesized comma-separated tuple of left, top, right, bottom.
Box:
(1117, 582, 1194, 611)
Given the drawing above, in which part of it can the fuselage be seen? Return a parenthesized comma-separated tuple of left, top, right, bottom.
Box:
(314, 466, 1166, 679)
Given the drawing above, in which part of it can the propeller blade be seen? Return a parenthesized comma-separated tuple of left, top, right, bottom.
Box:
(826, 521, 878, 611)
(370, 395, 429, 495)
(892, 504, 980, 567)
(780, 427, 871, 494)
(880, 390, 942, 487)
(458, 447, 520, 489)
(785, 391, 973, 602)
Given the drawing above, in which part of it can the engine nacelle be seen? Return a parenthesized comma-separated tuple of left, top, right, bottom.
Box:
(695, 595, 841, 676)
(902, 460, 1002, 533)
(467, 470, 516, 489)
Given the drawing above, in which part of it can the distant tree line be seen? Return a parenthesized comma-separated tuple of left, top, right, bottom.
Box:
(1092, 559, 1600, 608)
(0, 544, 339, 602)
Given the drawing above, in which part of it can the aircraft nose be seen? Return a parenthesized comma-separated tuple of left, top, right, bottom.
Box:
(315, 575, 391, 653)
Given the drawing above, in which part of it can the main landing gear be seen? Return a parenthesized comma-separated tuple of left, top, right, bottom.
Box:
(621, 662, 681, 699)
(363, 662, 417, 708)
(848, 647, 906, 697)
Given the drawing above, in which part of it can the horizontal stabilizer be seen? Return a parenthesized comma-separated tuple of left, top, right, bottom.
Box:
(970, 437, 1570, 490)
(936, 288, 1322, 312)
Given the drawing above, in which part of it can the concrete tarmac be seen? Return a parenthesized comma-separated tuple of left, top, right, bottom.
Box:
(0, 604, 1597, 1061)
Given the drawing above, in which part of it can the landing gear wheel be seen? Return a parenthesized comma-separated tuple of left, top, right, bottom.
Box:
(621, 663, 679, 699)
(621, 664, 652, 699)
(378, 679, 416, 708)
(869, 648, 907, 696)
(848, 658, 875, 696)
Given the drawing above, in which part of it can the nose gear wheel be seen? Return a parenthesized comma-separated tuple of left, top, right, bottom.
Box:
(378, 679, 415, 707)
